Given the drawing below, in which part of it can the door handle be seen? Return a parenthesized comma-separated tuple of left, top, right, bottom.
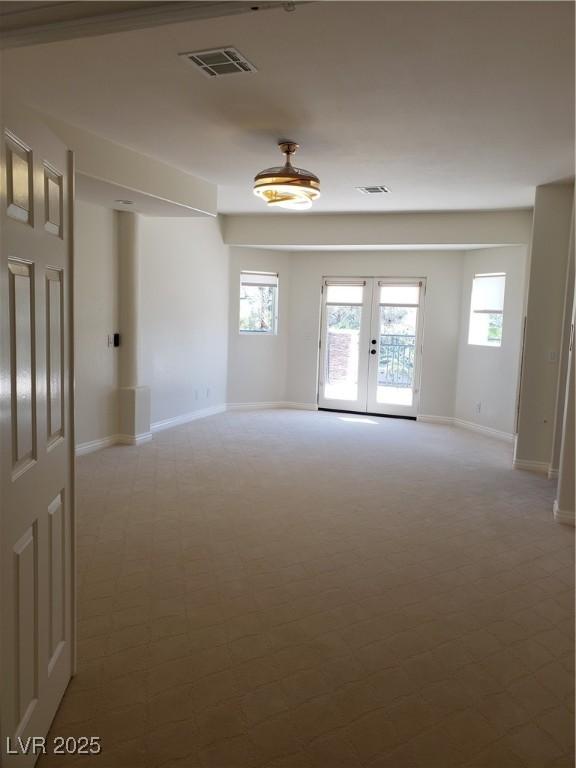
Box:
(370, 349, 377, 355)
(371, 339, 377, 344)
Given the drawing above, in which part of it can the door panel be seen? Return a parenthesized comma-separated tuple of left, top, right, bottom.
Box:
(46, 269, 64, 443)
(367, 279, 425, 417)
(318, 280, 371, 412)
(1, 103, 75, 766)
(9, 259, 36, 471)
(14, 523, 39, 732)
(319, 277, 425, 417)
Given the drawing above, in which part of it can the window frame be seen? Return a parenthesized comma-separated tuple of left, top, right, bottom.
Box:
(239, 270, 279, 336)
(467, 272, 506, 348)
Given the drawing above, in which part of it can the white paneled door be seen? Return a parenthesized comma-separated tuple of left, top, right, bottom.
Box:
(1, 103, 75, 766)
(319, 277, 425, 417)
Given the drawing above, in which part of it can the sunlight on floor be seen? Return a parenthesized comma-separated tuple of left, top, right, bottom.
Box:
(338, 416, 379, 424)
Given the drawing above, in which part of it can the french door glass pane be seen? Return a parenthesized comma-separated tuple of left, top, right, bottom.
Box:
(380, 285, 419, 305)
(325, 305, 361, 401)
(326, 285, 363, 304)
(377, 305, 417, 406)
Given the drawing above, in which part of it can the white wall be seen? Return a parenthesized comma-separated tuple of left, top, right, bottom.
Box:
(75, 200, 119, 445)
(46, 114, 217, 216)
(74, 206, 531, 444)
(227, 248, 463, 416)
(550, 239, 574, 475)
(222, 210, 533, 248)
(454, 247, 527, 436)
(515, 183, 574, 467)
(139, 217, 229, 425)
(285, 251, 463, 415)
(227, 248, 291, 405)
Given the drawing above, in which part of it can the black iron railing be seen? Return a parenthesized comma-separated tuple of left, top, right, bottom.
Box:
(379, 334, 415, 387)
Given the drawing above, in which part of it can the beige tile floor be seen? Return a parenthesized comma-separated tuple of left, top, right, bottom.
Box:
(40, 410, 574, 768)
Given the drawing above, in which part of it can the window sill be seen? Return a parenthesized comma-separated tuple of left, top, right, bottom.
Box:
(239, 331, 277, 336)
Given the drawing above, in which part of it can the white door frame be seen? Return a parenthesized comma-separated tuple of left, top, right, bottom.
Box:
(318, 276, 426, 417)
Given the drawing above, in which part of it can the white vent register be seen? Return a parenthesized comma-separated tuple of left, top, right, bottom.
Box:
(355, 185, 391, 195)
(179, 47, 257, 77)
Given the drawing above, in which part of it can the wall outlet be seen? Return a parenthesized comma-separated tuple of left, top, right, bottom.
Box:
(475, 401, 482, 414)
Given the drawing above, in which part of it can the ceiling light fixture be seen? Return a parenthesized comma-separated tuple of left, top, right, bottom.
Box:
(253, 141, 320, 211)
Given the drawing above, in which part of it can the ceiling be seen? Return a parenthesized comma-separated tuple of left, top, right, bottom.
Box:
(1, 1, 574, 214)
(0, 1, 289, 48)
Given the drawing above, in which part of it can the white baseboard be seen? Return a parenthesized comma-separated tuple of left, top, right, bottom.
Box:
(417, 415, 514, 443)
(227, 402, 318, 411)
(151, 404, 227, 433)
(417, 415, 454, 425)
(76, 404, 231, 455)
(453, 418, 515, 443)
(548, 467, 559, 480)
(75, 435, 119, 456)
(513, 458, 550, 473)
(117, 432, 153, 446)
(284, 402, 318, 411)
(553, 499, 575, 526)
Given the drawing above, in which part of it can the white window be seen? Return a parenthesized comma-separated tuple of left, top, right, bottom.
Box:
(468, 273, 506, 347)
(239, 271, 278, 334)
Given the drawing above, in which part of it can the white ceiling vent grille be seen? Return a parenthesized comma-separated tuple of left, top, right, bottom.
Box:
(355, 185, 391, 195)
(179, 47, 257, 77)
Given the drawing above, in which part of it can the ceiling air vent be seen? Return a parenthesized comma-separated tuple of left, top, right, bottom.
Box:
(179, 47, 257, 77)
(355, 185, 391, 195)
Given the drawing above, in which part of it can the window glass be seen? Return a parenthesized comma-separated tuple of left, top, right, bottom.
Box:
(324, 305, 362, 400)
(239, 272, 278, 334)
(468, 273, 505, 346)
(379, 285, 420, 305)
(326, 285, 364, 304)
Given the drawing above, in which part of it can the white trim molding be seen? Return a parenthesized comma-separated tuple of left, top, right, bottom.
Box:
(453, 418, 515, 443)
(416, 415, 454, 425)
(512, 458, 550, 473)
(151, 405, 227, 433)
(284, 402, 318, 411)
(227, 402, 318, 411)
(75, 435, 119, 456)
(553, 499, 575, 526)
(75, 432, 153, 454)
(418, 415, 515, 443)
(117, 432, 153, 446)
(76, 405, 227, 454)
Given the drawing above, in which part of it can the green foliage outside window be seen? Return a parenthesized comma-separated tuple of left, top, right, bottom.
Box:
(240, 285, 277, 333)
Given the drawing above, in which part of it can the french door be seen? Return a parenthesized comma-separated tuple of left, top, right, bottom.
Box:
(318, 277, 425, 417)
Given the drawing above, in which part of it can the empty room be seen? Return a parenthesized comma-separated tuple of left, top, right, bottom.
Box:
(0, 1, 574, 767)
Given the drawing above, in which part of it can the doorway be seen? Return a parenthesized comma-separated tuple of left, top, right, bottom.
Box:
(318, 277, 425, 417)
